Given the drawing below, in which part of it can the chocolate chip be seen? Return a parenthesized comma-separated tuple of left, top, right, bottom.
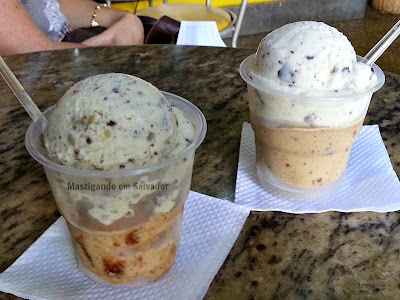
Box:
(119, 165, 125, 169)
(76, 236, 93, 263)
(107, 120, 117, 126)
(103, 258, 125, 275)
(306, 55, 314, 60)
(290, 50, 294, 53)
(285, 163, 290, 167)
(278, 63, 295, 83)
(304, 113, 316, 123)
(125, 231, 138, 245)
(86, 137, 92, 144)
(112, 88, 120, 93)
(128, 158, 135, 163)
(147, 132, 154, 141)
(104, 97, 108, 101)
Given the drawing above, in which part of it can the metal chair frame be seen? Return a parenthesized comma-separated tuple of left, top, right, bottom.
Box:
(106, 0, 247, 47)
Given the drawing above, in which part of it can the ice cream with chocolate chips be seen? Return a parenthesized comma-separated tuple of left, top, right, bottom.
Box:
(240, 21, 384, 189)
(42, 73, 197, 284)
(44, 73, 194, 171)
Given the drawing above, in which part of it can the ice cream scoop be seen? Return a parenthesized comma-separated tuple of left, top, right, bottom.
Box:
(44, 73, 194, 171)
(251, 21, 377, 95)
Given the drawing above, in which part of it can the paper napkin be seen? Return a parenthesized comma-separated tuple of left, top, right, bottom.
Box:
(235, 122, 400, 213)
(0, 191, 249, 300)
(177, 21, 226, 47)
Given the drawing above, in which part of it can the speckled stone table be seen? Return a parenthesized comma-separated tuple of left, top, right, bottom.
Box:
(0, 45, 399, 300)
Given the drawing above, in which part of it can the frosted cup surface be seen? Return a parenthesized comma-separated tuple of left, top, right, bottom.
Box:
(240, 54, 385, 191)
(25, 92, 207, 286)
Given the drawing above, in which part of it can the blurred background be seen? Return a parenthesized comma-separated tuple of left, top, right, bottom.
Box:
(108, 0, 399, 73)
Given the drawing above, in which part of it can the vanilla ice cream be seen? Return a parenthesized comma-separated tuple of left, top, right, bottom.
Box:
(245, 21, 381, 129)
(36, 73, 205, 284)
(251, 21, 377, 95)
(240, 21, 385, 189)
(43, 73, 196, 225)
(44, 73, 194, 170)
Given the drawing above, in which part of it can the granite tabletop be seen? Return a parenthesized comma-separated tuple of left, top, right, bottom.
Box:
(0, 45, 399, 300)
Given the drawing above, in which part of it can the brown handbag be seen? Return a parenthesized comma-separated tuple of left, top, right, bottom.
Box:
(62, 15, 180, 45)
(144, 16, 180, 44)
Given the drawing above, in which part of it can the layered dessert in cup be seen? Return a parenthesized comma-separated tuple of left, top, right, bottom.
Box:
(25, 73, 207, 285)
(240, 21, 385, 191)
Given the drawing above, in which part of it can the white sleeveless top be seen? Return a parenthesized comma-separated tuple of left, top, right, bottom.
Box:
(21, 0, 70, 41)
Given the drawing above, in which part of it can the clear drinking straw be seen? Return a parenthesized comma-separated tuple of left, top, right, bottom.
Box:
(0, 56, 47, 132)
(361, 20, 400, 66)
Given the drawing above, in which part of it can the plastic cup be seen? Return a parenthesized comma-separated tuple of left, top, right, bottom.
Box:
(240, 54, 385, 192)
(25, 92, 207, 286)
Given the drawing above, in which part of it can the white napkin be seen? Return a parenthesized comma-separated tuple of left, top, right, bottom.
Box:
(0, 191, 249, 300)
(177, 21, 226, 47)
(235, 122, 400, 213)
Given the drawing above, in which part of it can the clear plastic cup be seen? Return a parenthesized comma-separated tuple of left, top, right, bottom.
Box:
(240, 54, 385, 192)
(25, 92, 207, 286)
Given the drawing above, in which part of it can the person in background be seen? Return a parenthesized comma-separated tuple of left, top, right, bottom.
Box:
(0, 0, 144, 56)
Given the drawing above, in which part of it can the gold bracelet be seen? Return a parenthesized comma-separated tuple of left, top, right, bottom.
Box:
(91, 4, 109, 27)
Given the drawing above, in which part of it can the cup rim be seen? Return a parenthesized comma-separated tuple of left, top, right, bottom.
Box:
(25, 91, 207, 178)
(239, 54, 385, 101)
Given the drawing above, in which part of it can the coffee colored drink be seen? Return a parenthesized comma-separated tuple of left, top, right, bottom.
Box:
(68, 205, 184, 284)
(252, 119, 363, 188)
